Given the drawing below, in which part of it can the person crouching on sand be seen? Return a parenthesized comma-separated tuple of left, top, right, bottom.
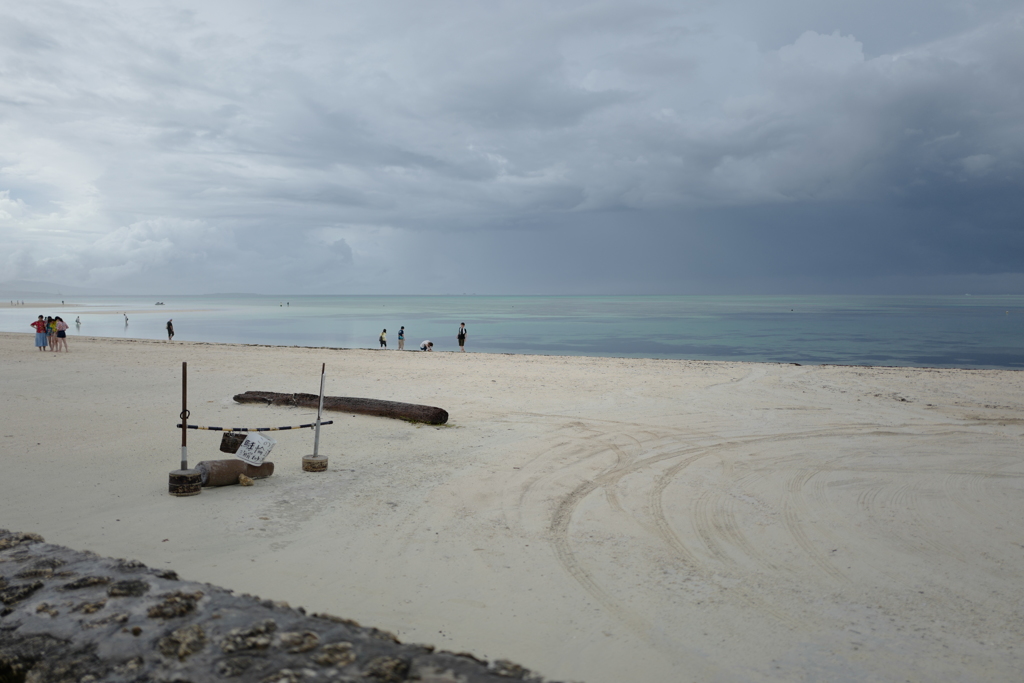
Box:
(31, 316, 48, 351)
(55, 317, 69, 352)
(420, 340, 433, 351)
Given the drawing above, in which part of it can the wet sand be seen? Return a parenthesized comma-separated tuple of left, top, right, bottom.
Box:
(1, 332, 1021, 682)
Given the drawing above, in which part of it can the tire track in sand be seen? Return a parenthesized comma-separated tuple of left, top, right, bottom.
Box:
(550, 428, 872, 632)
(543, 420, 996, 650)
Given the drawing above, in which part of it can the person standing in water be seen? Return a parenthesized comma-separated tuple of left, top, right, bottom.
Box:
(457, 322, 467, 352)
(166, 319, 175, 340)
(398, 326, 405, 350)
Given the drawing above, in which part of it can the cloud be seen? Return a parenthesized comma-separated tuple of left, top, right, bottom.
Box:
(0, 1, 1022, 294)
(777, 30, 865, 70)
(0, 190, 28, 221)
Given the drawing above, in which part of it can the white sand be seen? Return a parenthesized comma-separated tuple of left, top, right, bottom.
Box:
(1, 332, 1022, 682)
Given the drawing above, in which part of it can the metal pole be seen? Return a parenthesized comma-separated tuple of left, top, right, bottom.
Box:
(313, 363, 325, 457)
(180, 361, 189, 470)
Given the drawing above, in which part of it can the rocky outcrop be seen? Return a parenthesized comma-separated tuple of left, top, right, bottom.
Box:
(0, 529, 556, 682)
(232, 392, 449, 425)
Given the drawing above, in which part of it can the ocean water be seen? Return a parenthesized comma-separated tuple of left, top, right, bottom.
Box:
(3, 294, 1023, 369)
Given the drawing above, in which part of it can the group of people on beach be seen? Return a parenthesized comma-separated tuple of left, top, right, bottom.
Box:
(30, 315, 71, 352)
(378, 323, 467, 352)
(27, 312, 468, 351)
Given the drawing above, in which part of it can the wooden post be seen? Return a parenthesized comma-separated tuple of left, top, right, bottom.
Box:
(181, 361, 188, 470)
(302, 363, 329, 472)
(169, 361, 202, 496)
(313, 363, 325, 457)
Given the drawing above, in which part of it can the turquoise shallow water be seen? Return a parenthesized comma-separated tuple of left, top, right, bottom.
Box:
(3, 295, 1023, 369)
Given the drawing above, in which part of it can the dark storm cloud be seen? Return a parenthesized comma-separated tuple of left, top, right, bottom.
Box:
(1, 1, 1022, 293)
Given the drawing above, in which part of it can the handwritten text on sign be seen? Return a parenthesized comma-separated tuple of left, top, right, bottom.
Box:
(234, 433, 276, 465)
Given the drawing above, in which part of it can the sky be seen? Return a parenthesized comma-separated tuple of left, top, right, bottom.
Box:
(1, 0, 1022, 295)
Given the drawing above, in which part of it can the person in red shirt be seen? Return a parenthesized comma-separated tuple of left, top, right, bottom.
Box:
(30, 316, 48, 351)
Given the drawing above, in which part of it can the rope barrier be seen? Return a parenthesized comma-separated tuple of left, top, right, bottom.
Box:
(175, 421, 334, 432)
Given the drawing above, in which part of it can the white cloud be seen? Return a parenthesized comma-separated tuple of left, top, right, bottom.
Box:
(0, 190, 27, 221)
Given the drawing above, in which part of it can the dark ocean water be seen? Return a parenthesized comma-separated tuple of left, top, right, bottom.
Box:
(4, 294, 1023, 369)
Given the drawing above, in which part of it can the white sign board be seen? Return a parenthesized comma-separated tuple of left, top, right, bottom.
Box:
(234, 433, 276, 466)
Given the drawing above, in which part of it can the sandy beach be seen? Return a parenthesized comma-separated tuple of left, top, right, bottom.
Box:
(1, 332, 1022, 682)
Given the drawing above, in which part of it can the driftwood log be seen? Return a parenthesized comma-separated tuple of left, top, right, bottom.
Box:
(0, 529, 556, 682)
(194, 459, 275, 487)
(233, 391, 448, 425)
